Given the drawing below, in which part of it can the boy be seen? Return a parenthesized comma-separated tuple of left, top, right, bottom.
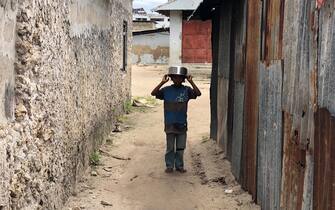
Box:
(151, 66, 201, 173)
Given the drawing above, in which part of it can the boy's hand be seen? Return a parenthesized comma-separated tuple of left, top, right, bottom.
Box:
(162, 75, 169, 83)
(186, 75, 193, 82)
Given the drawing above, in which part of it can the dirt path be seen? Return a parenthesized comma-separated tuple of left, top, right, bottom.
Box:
(64, 65, 260, 210)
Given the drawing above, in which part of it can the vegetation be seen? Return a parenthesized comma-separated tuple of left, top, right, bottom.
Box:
(123, 99, 133, 114)
(89, 151, 101, 166)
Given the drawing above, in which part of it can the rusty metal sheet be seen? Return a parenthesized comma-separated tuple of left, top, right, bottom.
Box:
(280, 112, 306, 210)
(232, 0, 247, 82)
(257, 61, 283, 210)
(313, 108, 335, 210)
(262, 0, 285, 62)
(280, 1, 318, 208)
(226, 0, 247, 163)
(216, 2, 232, 151)
(282, 0, 304, 113)
(318, 0, 335, 115)
(316, 0, 326, 8)
(217, 77, 229, 148)
(241, 0, 262, 199)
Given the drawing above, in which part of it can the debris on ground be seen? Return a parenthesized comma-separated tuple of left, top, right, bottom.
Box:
(209, 176, 227, 185)
(132, 99, 148, 107)
(225, 189, 234, 194)
(103, 167, 113, 172)
(130, 175, 138, 181)
(90, 171, 98, 176)
(99, 148, 110, 156)
(111, 155, 131, 160)
(112, 124, 122, 132)
(100, 200, 113, 206)
(132, 96, 157, 108)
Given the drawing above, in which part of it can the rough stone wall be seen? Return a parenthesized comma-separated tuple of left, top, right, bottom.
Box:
(0, 0, 132, 209)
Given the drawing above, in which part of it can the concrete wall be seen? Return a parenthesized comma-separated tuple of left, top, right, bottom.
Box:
(169, 11, 182, 65)
(133, 21, 156, 32)
(131, 32, 169, 64)
(0, 0, 132, 209)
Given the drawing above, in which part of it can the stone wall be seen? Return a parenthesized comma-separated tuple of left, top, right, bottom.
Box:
(0, 0, 132, 209)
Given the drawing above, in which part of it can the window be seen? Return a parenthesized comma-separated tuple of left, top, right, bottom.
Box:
(122, 21, 128, 71)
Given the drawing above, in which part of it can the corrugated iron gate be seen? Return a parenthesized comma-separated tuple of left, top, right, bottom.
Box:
(197, 0, 335, 209)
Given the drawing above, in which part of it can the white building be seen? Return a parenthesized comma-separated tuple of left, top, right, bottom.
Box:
(155, 0, 210, 66)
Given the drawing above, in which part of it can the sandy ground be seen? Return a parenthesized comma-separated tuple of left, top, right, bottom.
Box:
(64, 65, 260, 210)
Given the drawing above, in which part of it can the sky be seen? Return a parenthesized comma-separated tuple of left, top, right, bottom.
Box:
(133, 0, 168, 13)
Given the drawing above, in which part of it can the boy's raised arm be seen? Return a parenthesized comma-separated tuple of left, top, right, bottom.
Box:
(151, 75, 169, 96)
(186, 75, 201, 96)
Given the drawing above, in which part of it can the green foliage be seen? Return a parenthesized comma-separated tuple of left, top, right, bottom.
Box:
(89, 151, 101, 166)
(123, 99, 132, 114)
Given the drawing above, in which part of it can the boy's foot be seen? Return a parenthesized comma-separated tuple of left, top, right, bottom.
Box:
(176, 168, 187, 173)
(165, 168, 173, 173)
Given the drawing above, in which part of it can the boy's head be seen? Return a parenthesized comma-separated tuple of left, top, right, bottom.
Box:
(167, 66, 188, 86)
(169, 74, 186, 86)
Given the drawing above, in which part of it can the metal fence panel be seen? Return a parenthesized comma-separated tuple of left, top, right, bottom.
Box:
(257, 61, 283, 210)
(241, 0, 262, 199)
(231, 82, 245, 180)
(318, 0, 335, 115)
(314, 108, 335, 210)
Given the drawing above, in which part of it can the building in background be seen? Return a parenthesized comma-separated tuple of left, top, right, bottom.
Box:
(133, 8, 169, 31)
(155, 0, 212, 65)
(132, 8, 170, 65)
(132, 28, 169, 64)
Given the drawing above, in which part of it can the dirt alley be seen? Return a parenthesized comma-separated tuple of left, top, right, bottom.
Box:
(64, 65, 260, 210)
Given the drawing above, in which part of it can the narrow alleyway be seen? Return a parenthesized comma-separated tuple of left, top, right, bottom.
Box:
(64, 65, 259, 210)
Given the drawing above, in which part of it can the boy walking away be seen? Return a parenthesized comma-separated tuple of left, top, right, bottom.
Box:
(151, 66, 201, 173)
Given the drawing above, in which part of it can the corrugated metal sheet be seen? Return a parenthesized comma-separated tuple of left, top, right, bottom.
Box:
(231, 82, 244, 179)
(241, 0, 262, 199)
(210, 9, 220, 141)
(280, 112, 306, 210)
(281, 0, 318, 209)
(314, 108, 335, 210)
(262, 0, 284, 62)
(197, 0, 335, 209)
(317, 0, 335, 114)
(257, 61, 283, 210)
(216, 2, 232, 150)
(230, 0, 247, 181)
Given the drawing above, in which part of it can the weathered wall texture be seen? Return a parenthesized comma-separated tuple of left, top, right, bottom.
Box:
(0, 0, 132, 209)
(198, 0, 334, 209)
(131, 31, 169, 64)
(0, 0, 16, 123)
(133, 21, 156, 32)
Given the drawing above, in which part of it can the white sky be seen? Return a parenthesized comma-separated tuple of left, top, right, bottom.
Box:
(133, 0, 168, 13)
